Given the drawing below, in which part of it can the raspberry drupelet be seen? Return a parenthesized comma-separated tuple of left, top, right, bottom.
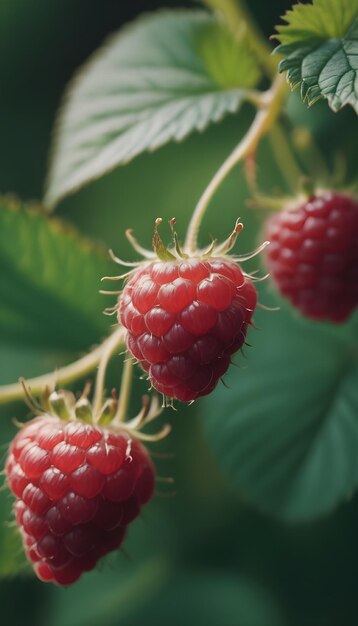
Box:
(264, 191, 358, 322)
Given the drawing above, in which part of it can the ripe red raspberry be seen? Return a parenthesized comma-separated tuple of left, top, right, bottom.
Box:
(264, 192, 358, 322)
(119, 257, 257, 402)
(5, 416, 155, 585)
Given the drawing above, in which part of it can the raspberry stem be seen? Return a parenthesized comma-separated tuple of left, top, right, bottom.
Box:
(291, 127, 332, 182)
(184, 74, 287, 254)
(0, 326, 126, 406)
(202, 0, 278, 79)
(112, 357, 134, 425)
(92, 326, 127, 417)
(196, 0, 304, 222)
(268, 123, 303, 192)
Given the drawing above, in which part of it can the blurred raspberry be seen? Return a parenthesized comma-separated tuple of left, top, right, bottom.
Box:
(264, 192, 358, 322)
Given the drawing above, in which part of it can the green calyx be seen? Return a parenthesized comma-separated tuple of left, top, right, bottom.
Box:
(152, 218, 189, 262)
(19, 379, 170, 442)
(20, 379, 116, 427)
(151, 217, 246, 262)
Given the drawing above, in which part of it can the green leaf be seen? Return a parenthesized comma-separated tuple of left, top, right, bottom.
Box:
(48, 555, 170, 626)
(275, 0, 358, 114)
(0, 407, 30, 577)
(49, 560, 284, 626)
(202, 287, 358, 521)
(197, 20, 261, 90)
(45, 10, 261, 207)
(0, 483, 28, 577)
(120, 571, 285, 626)
(0, 197, 113, 353)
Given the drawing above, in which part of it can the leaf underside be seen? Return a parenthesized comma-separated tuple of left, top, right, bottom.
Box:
(45, 10, 261, 207)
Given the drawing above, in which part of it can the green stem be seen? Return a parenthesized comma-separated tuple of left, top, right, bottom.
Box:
(268, 123, 302, 192)
(202, 0, 304, 196)
(292, 127, 332, 182)
(184, 74, 287, 253)
(112, 357, 134, 424)
(0, 326, 126, 407)
(202, 0, 277, 78)
(92, 326, 126, 416)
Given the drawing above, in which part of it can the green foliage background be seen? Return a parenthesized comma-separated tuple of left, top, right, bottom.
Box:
(0, 1, 358, 625)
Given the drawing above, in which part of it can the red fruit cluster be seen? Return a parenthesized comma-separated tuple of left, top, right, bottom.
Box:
(5, 417, 155, 585)
(119, 257, 257, 402)
(264, 192, 358, 322)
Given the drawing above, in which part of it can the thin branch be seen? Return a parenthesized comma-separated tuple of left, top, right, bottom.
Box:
(0, 326, 126, 407)
(184, 74, 287, 253)
(202, 0, 277, 79)
(268, 123, 302, 192)
(92, 326, 126, 416)
(112, 357, 134, 424)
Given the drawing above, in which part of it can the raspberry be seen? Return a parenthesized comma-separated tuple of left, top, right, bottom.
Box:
(5, 416, 155, 585)
(119, 257, 257, 402)
(264, 192, 358, 322)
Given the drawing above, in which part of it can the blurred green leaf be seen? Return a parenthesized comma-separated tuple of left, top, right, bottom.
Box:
(198, 20, 261, 89)
(49, 561, 284, 626)
(202, 287, 358, 521)
(45, 10, 261, 207)
(48, 555, 169, 626)
(115, 570, 285, 626)
(275, 0, 358, 114)
(0, 485, 27, 578)
(0, 401, 29, 579)
(0, 197, 113, 353)
(0, 344, 72, 385)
